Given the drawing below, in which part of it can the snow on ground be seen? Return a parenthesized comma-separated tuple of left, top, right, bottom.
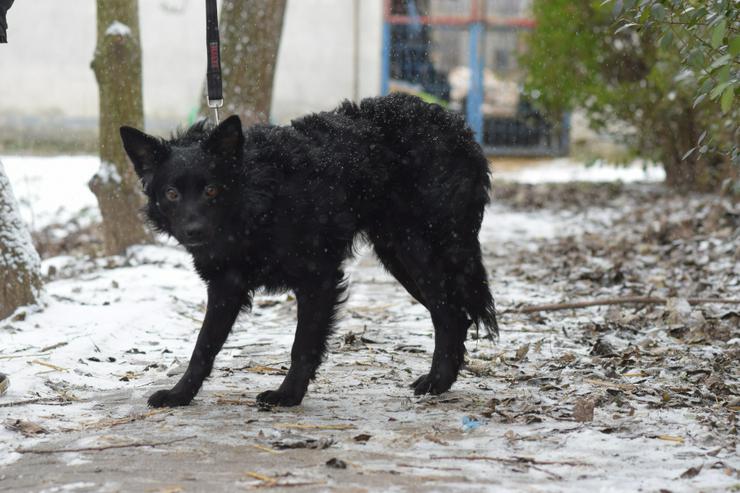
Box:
(0, 155, 738, 491)
(494, 158, 665, 184)
(1, 156, 100, 229)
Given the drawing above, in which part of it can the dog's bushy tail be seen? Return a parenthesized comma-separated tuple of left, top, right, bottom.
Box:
(460, 246, 499, 341)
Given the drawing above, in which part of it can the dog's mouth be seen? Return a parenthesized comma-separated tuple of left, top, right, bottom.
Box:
(182, 240, 208, 249)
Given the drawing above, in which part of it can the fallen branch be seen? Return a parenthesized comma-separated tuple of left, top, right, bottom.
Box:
(40, 342, 68, 352)
(583, 378, 637, 392)
(0, 353, 51, 360)
(435, 455, 574, 481)
(275, 423, 355, 431)
(506, 296, 740, 314)
(0, 397, 72, 408)
(244, 472, 324, 489)
(16, 435, 196, 454)
(435, 455, 587, 467)
(77, 408, 171, 431)
(29, 359, 68, 372)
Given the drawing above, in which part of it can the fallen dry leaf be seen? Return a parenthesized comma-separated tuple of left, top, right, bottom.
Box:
(514, 343, 530, 361)
(573, 398, 595, 422)
(4, 419, 48, 437)
(679, 465, 702, 479)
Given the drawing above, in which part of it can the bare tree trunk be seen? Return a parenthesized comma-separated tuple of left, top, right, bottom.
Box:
(0, 160, 42, 320)
(658, 102, 734, 193)
(200, 0, 288, 126)
(90, 0, 152, 255)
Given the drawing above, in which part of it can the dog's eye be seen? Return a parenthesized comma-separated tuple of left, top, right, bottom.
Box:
(165, 187, 180, 201)
(204, 185, 220, 199)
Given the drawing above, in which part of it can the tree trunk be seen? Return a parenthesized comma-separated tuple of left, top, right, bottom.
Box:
(200, 0, 288, 126)
(90, 0, 152, 255)
(657, 102, 734, 193)
(0, 160, 42, 320)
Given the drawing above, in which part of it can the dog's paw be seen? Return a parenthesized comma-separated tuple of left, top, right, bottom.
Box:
(256, 389, 304, 407)
(411, 372, 455, 396)
(147, 389, 193, 408)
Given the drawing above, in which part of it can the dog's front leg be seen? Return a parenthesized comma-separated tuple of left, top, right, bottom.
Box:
(256, 268, 345, 407)
(148, 273, 249, 408)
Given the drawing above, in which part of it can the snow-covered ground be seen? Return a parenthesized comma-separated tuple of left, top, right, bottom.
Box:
(1, 155, 737, 492)
(494, 158, 665, 184)
(2, 156, 100, 229)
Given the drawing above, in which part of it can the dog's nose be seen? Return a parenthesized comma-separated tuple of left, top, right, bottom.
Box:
(183, 224, 205, 242)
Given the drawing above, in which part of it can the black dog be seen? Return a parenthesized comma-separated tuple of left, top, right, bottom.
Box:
(120, 93, 498, 408)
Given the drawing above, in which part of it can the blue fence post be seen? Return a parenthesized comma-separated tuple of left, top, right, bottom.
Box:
(381, 20, 391, 95)
(559, 112, 571, 156)
(466, 21, 484, 144)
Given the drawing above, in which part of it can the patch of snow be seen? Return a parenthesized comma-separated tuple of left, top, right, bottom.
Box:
(105, 21, 132, 37)
(1, 155, 100, 230)
(495, 158, 665, 184)
(0, 159, 42, 303)
(95, 160, 122, 185)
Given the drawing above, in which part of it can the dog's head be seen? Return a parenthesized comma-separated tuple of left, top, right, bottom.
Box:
(120, 115, 244, 250)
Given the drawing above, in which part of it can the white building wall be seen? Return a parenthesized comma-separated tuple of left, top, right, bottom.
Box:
(0, 0, 383, 127)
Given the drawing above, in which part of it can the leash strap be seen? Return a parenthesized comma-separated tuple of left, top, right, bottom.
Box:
(205, 0, 223, 123)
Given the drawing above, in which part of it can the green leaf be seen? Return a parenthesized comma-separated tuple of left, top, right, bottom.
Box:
(700, 77, 715, 94)
(693, 93, 707, 108)
(687, 49, 705, 69)
(710, 80, 733, 100)
(717, 65, 730, 84)
(659, 30, 673, 50)
(729, 37, 740, 56)
(651, 3, 666, 21)
(711, 19, 727, 49)
(709, 54, 731, 72)
(615, 22, 637, 34)
(720, 85, 734, 113)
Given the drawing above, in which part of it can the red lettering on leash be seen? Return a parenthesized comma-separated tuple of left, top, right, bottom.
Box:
(209, 43, 220, 69)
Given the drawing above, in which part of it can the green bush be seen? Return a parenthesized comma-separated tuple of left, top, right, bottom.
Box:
(522, 0, 738, 192)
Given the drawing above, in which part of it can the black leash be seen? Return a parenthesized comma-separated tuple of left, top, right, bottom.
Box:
(0, 0, 15, 43)
(205, 0, 223, 123)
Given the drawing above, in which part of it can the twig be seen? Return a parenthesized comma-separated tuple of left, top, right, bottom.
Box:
(435, 455, 577, 481)
(506, 296, 740, 315)
(435, 455, 587, 467)
(16, 435, 196, 454)
(275, 423, 356, 431)
(40, 342, 68, 352)
(77, 408, 171, 431)
(29, 359, 67, 372)
(215, 397, 257, 406)
(240, 365, 288, 375)
(251, 481, 326, 489)
(584, 378, 637, 392)
(251, 444, 281, 454)
(0, 397, 71, 408)
(397, 463, 462, 472)
(0, 353, 51, 360)
(245, 471, 277, 485)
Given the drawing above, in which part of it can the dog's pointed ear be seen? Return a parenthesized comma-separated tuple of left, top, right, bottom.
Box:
(120, 126, 167, 186)
(203, 115, 244, 157)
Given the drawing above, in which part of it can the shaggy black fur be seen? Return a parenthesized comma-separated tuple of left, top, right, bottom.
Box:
(120, 93, 498, 408)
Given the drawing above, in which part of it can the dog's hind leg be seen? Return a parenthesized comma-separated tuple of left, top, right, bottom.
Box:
(392, 237, 471, 395)
(373, 243, 427, 308)
(256, 267, 347, 407)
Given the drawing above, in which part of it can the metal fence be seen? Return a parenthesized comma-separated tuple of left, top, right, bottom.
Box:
(381, 0, 569, 156)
